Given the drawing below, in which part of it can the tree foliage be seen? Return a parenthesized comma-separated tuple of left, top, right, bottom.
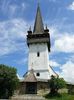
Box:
(49, 75, 66, 96)
(0, 64, 19, 99)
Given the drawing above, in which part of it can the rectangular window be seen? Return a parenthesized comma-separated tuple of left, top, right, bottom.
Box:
(37, 52, 40, 57)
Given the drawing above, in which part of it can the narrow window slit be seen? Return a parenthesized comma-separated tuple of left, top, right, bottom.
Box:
(37, 52, 40, 57)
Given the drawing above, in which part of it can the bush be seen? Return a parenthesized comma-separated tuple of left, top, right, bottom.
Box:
(49, 75, 66, 96)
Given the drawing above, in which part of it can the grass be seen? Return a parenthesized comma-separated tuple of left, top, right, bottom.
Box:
(44, 93, 74, 100)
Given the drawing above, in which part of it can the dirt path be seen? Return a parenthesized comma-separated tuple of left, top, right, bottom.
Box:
(11, 94, 46, 100)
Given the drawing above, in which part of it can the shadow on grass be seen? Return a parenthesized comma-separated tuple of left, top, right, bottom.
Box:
(44, 93, 62, 99)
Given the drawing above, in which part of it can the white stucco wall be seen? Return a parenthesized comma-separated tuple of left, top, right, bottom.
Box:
(28, 43, 49, 70)
(34, 71, 50, 79)
(28, 43, 50, 79)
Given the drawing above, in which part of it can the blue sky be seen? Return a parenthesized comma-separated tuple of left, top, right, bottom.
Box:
(0, 0, 74, 83)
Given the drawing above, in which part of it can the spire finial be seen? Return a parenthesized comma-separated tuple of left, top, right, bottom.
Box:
(46, 24, 47, 29)
(38, 0, 40, 6)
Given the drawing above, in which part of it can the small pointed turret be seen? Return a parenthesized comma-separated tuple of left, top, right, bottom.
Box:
(33, 3, 44, 34)
(44, 24, 49, 33)
(27, 26, 32, 35)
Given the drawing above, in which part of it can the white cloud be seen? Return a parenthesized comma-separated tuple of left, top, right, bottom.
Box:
(8, 5, 18, 18)
(1, 0, 27, 18)
(53, 34, 74, 53)
(1, 1, 17, 17)
(49, 0, 57, 2)
(49, 25, 64, 41)
(49, 60, 60, 67)
(70, 55, 74, 62)
(1, 0, 10, 13)
(68, 1, 74, 10)
(21, 3, 27, 11)
(0, 18, 31, 56)
(49, 26, 59, 39)
(60, 61, 74, 84)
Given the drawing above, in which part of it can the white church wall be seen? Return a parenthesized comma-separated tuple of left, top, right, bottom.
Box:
(28, 43, 49, 70)
(28, 43, 50, 79)
(34, 71, 50, 79)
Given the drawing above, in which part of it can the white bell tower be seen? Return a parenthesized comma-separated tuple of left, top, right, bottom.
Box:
(27, 4, 56, 80)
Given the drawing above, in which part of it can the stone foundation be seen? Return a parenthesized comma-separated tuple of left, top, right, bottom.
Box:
(17, 81, 49, 95)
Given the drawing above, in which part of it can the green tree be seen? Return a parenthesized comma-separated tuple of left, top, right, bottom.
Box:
(49, 75, 66, 96)
(0, 64, 19, 99)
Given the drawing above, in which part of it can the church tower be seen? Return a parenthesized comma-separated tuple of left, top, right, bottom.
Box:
(27, 4, 53, 80)
(19, 3, 57, 95)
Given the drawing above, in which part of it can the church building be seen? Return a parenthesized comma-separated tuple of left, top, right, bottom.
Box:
(19, 4, 57, 94)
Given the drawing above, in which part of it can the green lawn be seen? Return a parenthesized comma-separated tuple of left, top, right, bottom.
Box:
(44, 93, 74, 100)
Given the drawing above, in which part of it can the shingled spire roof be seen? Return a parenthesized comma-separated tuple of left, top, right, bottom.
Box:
(33, 3, 44, 34)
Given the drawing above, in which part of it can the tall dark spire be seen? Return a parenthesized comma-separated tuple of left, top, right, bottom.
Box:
(33, 3, 44, 34)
